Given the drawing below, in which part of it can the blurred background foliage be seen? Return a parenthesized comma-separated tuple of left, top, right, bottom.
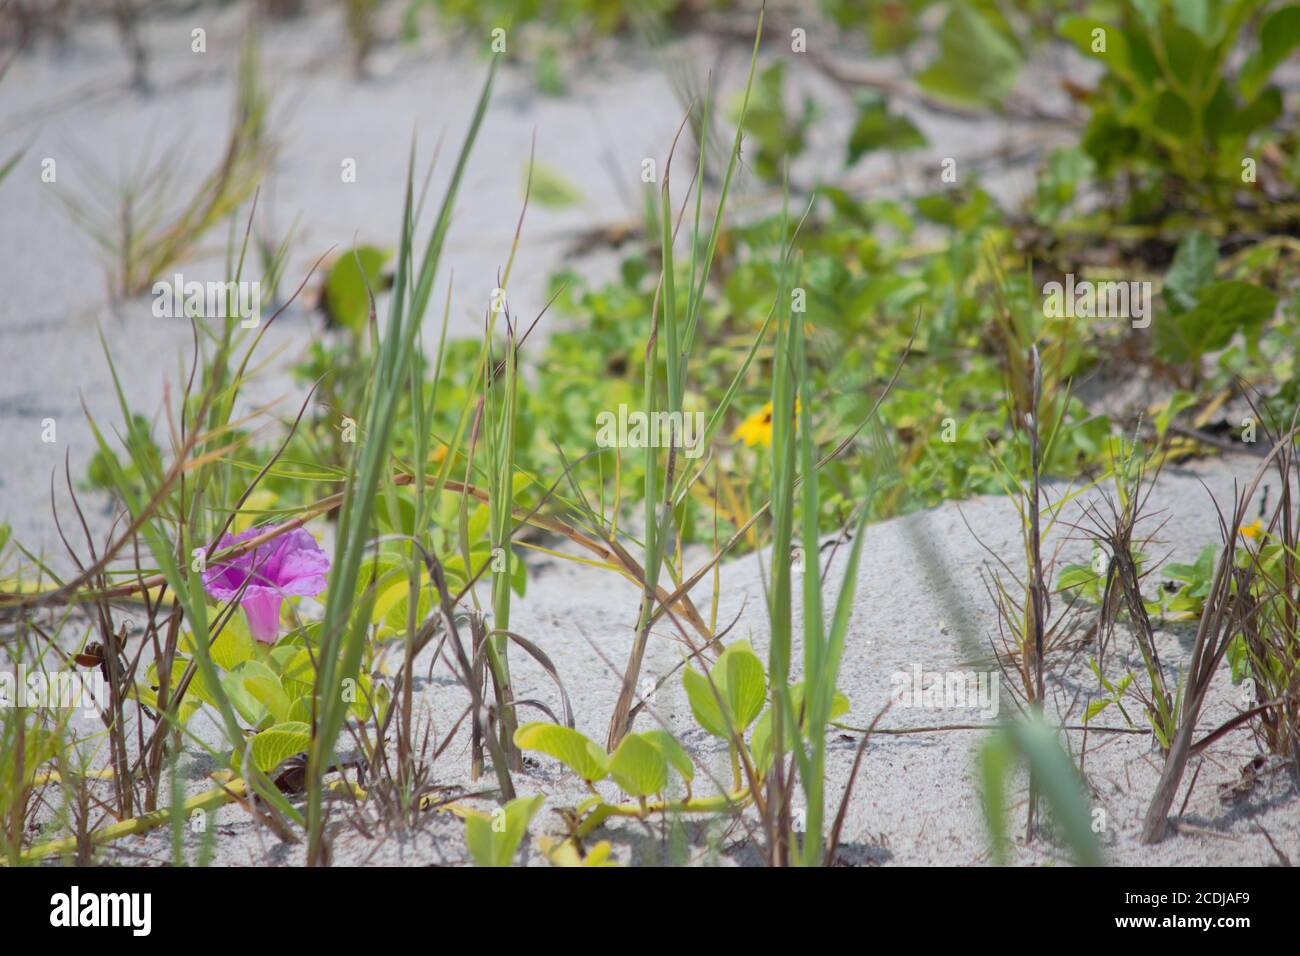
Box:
(31, 0, 1297, 558)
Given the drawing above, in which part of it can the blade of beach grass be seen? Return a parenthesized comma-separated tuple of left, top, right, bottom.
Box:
(306, 61, 497, 865)
(764, 185, 799, 864)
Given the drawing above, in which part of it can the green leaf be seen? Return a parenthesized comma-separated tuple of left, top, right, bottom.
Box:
(1239, 5, 1300, 99)
(682, 667, 729, 738)
(209, 615, 256, 672)
(1224, 86, 1282, 137)
(1084, 697, 1112, 722)
(1058, 565, 1099, 593)
(1160, 24, 1210, 98)
(249, 721, 311, 773)
(288, 695, 312, 724)
(607, 732, 669, 798)
(280, 648, 316, 699)
(845, 94, 926, 165)
(465, 794, 545, 867)
(1152, 90, 1195, 144)
(220, 660, 282, 728)
(1162, 232, 1217, 313)
(323, 246, 391, 335)
(719, 640, 767, 732)
(638, 729, 694, 785)
(916, 5, 1022, 108)
(750, 707, 774, 775)
(1171, 0, 1215, 45)
(512, 722, 609, 782)
(1058, 18, 1133, 83)
(244, 672, 293, 726)
(682, 639, 767, 739)
(1153, 280, 1277, 364)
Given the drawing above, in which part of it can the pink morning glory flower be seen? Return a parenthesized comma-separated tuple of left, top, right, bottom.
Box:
(201, 526, 330, 644)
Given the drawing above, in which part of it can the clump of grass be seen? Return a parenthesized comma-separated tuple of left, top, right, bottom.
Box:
(967, 296, 1096, 840)
(1142, 414, 1300, 843)
(0, 194, 325, 862)
(1233, 413, 1300, 766)
(1072, 437, 1182, 751)
(58, 30, 271, 299)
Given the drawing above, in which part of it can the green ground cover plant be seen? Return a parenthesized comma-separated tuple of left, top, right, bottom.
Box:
(3, 0, 1300, 869)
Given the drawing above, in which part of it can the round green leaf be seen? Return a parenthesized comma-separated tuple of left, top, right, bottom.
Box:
(465, 794, 545, 867)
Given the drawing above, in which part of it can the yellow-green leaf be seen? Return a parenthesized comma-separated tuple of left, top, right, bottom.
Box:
(513, 722, 608, 782)
(465, 794, 545, 867)
(250, 721, 311, 773)
(639, 729, 694, 784)
(608, 732, 668, 798)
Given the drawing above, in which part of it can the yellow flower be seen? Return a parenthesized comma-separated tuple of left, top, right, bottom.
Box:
(1238, 519, 1264, 540)
(733, 400, 803, 448)
(733, 402, 775, 447)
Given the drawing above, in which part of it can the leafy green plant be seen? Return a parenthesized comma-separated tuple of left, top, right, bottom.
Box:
(1141, 421, 1300, 841)
(513, 636, 853, 851)
(914, 2, 1026, 108)
(1161, 542, 1217, 620)
(1061, 0, 1300, 215)
(1083, 658, 1135, 726)
(138, 614, 388, 774)
(513, 720, 715, 839)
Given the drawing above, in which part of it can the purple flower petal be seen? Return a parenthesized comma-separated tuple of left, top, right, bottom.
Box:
(241, 588, 284, 645)
(199, 524, 330, 644)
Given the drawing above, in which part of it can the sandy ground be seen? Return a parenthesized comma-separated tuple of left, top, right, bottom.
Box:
(18, 453, 1298, 867)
